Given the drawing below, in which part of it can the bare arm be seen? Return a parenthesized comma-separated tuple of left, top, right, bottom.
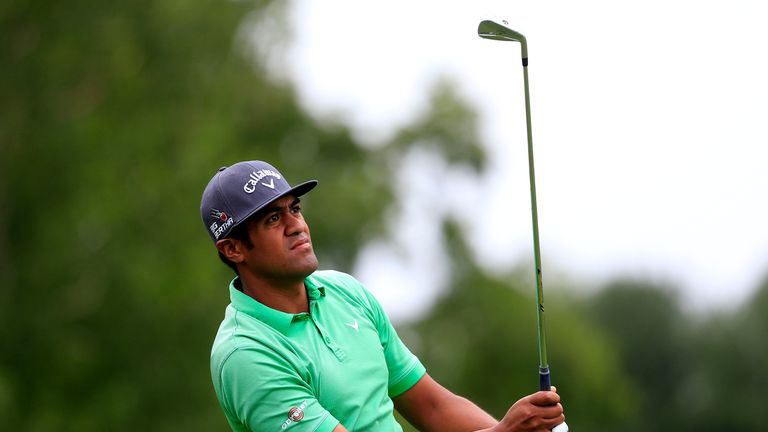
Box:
(393, 373, 497, 431)
(393, 373, 565, 432)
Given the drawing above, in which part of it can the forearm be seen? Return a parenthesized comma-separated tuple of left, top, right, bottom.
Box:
(395, 374, 565, 432)
(394, 374, 498, 432)
(413, 392, 498, 432)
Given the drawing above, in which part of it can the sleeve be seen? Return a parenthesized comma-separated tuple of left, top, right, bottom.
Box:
(217, 346, 340, 432)
(359, 285, 427, 398)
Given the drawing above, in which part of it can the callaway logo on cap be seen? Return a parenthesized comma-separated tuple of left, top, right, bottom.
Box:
(200, 161, 318, 242)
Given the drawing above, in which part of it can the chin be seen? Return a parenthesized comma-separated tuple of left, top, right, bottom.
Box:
(297, 256, 319, 276)
(305, 258, 320, 274)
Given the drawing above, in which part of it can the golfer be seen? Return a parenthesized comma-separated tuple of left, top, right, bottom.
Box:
(201, 160, 565, 431)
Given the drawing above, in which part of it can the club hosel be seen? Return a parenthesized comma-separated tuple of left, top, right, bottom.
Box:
(517, 37, 528, 66)
(519, 40, 528, 63)
(539, 366, 551, 391)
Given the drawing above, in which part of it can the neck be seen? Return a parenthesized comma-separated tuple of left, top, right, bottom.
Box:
(238, 273, 309, 314)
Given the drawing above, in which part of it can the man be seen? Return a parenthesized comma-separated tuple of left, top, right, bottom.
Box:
(201, 160, 565, 432)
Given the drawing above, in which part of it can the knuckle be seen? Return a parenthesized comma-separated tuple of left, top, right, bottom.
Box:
(520, 406, 534, 419)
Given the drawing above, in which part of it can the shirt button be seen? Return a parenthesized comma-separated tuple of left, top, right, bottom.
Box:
(325, 337, 332, 343)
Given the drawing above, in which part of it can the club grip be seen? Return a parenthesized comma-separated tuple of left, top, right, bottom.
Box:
(540, 367, 569, 432)
(539, 367, 551, 391)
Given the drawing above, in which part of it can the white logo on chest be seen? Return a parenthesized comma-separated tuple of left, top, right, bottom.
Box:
(344, 319, 359, 332)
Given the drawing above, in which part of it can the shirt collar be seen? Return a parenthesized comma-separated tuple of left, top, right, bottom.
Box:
(228, 275, 327, 335)
(305, 274, 326, 299)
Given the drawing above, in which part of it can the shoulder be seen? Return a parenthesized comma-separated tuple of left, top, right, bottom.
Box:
(211, 308, 301, 372)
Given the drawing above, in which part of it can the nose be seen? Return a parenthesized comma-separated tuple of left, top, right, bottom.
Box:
(285, 212, 307, 236)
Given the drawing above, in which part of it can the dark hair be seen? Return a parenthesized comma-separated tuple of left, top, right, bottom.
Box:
(217, 222, 254, 274)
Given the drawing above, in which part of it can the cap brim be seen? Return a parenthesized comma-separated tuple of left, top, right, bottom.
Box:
(286, 180, 318, 199)
(229, 179, 318, 234)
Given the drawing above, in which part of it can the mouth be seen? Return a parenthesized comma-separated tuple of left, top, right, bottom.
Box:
(291, 237, 311, 251)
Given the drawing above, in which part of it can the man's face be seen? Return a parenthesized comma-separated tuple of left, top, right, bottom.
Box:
(238, 195, 319, 283)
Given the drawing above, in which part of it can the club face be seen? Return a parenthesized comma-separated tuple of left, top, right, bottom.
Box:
(477, 20, 525, 42)
(478, 20, 528, 60)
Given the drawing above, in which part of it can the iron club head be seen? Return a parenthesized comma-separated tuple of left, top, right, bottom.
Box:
(477, 20, 528, 59)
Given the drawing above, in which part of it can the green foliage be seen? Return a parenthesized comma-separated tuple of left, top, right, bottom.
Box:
(401, 220, 634, 431)
(1, 1, 267, 430)
(587, 280, 692, 431)
(585, 277, 768, 432)
(681, 275, 768, 432)
(1, 0, 490, 428)
(389, 78, 486, 171)
(0, 0, 398, 430)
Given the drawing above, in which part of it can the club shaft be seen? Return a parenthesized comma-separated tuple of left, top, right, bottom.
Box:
(522, 63, 549, 372)
(479, 22, 568, 430)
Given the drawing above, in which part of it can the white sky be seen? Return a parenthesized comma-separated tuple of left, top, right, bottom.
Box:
(263, 0, 768, 322)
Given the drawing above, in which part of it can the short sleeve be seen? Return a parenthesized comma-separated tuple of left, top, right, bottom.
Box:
(217, 346, 340, 432)
(359, 287, 427, 397)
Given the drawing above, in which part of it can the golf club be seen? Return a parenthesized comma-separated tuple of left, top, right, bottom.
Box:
(478, 19, 569, 432)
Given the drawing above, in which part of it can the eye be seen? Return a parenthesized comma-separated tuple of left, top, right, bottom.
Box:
(267, 214, 280, 223)
(291, 205, 302, 214)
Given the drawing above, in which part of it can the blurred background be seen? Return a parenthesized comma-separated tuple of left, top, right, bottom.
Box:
(2, 0, 767, 431)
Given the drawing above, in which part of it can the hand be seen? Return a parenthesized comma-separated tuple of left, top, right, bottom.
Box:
(494, 387, 565, 432)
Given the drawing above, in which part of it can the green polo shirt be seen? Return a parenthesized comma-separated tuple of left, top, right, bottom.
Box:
(210, 270, 426, 431)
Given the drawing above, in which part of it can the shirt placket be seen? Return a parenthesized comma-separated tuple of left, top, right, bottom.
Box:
(307, 298, 348, 362)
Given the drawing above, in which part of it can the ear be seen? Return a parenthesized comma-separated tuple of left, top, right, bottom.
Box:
(215, 238, 245, 264)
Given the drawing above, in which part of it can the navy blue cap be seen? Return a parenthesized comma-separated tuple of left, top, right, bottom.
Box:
(200, 161, 317, 242)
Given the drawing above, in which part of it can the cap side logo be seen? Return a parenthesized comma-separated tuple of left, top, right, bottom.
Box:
(210, 209, 228, 221)
(209, 208, 234, 239)
(244, 169, 281, 194)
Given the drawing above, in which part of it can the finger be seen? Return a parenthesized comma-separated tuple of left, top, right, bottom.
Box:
(529, 390, 560, 406)
(530, 410, 565, 432)
(541, 403, 564, 420)
(550, 386, 557, 393)
(543, 413, 567, 429)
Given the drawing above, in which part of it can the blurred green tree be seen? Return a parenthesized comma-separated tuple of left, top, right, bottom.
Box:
(0, 1, 487, 430)
(399, 220, 636, 431)
(587, 279, 693, 431)
(682, 274, 768, 432)
(0, 0, 399, 429)
(584, 275, 768, 432)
